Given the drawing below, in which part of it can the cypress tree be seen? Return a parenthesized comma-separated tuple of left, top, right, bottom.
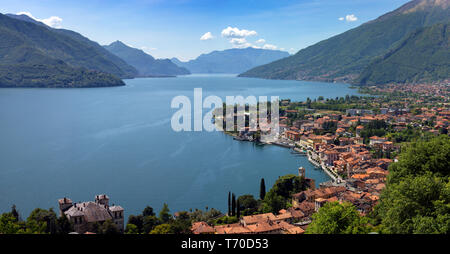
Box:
(11, 205, 19, 221)
(236, 199, 240, 219)
(231, 193, 236, 217)
(228, 192, 231, 216)
(260, 178, 266, 200)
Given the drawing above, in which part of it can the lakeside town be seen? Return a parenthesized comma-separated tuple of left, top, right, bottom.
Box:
(2, 82, 447, 235)
(186, 82, 449, 234)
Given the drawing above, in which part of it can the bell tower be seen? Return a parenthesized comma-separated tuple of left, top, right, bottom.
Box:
(298, 167, 305, 178)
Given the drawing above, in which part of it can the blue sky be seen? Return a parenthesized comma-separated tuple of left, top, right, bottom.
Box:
(1, 0, 410, 61)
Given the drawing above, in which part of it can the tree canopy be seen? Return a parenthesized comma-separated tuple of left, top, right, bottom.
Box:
(375, 136, 450, 234)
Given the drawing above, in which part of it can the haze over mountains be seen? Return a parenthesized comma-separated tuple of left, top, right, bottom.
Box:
(240, 0, 450, 85)
(171, 47, 290, 74)
(104, 41, 190, 77)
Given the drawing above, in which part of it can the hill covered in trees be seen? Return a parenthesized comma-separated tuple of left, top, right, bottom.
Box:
(0, 13, 132, 88)
(357, 22, 450, 85)
(4, 13, 137, 78)
(306, 136, 450, 234)
(240, 0, 450, 85)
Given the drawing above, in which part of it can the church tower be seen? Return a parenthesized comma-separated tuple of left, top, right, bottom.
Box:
(298, 167, 306, 178)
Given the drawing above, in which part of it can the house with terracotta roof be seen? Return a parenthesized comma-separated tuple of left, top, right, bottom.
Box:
(191, 221, 215, 234)
(369, 136, 388, 146)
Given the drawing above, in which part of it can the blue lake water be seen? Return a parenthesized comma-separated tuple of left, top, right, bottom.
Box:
(0, 74, 361, 217)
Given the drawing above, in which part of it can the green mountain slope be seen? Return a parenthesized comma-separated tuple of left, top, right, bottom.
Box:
(172, 47, 290, 74)
(357, 23, 450, 85)
(104, 41, 190, 76)
(240, 0, 450, 83)
(2, 13, 137, 78)
(0, 14, 125, 87)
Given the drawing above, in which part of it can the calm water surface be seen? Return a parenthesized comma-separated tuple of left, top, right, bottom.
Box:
(0, 75, 361, 216)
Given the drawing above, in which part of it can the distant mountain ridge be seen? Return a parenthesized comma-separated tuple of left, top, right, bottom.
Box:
(4, 13, 138, 79)
(104, 41, 190, 77)
(0, 13, 126, 87)
(172, 47, 290, 74)
(240, 0, 450, 85)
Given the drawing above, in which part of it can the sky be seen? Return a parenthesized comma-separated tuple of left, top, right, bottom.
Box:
(0, 0, 411, 61)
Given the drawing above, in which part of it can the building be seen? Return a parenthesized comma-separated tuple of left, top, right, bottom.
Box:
(58, 194, 124, 234)
(285, 130, 300, 141)
(369, 136, 388, 146)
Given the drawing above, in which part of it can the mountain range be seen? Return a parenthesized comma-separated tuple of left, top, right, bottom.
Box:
(104, 41, 190, 77)
(5, 14, 137, 79)
(171, 47, 290, 74)
(0, 13, 130, 87)
(240, 0, 450, 85)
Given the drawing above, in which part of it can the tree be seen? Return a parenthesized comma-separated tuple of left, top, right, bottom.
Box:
(28, 208, 58, 234)
(159, 203, 171, 224)
(127, 215, 144, 233)
(261, 191, 285, 214)
(142, 215, 160, 234)
(268, 174, 307, 200)
(142, 206, 155, 217)
(0, 213, 21, 234)
(236, 199, 240, 219)
(56, 214, 73, 234)
(231, 193, 236, 217)
(171, 211, 192, 234)
(375, 136, 450, 234)
(125, 223, 139, 234)
(237, 195, 258, 216)
(11, 205, 19, 221)
(260, 178, 266, 200)
(99, 219, 120, 234)
(306, 202, 370, 234)
(228, 192, 231, 216)
(150, 224, 173, 234)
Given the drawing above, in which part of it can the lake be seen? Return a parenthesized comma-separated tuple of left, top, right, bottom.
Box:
(0, 74, 361, 217)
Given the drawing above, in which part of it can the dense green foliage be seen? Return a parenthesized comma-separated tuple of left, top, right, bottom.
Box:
(0, 207, 73, 234)
(360, 120, 388, 144)
(375, 136, 450, 233)
(125, 204, 225, 234)
(261, 174, 307, 213)
(104, 41, 190, 76)
(240, 0, 449, 85)
(172, 47, 289, 74)
(237, 195, 259, 216)
(306, 202, 371, 234)
(358, 23, 450, 85)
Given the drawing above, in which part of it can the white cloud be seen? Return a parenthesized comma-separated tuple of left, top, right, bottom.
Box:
(339, 14, 358, 22)
(220, 27, 280, 50)
(229, 38, 252, 48)
(255, 38, 266, 44)
(221, 26, 257, 38)
(262, 44, 277, 50)
(200, 32, 214, 41)
(17, 11, 63, 28)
